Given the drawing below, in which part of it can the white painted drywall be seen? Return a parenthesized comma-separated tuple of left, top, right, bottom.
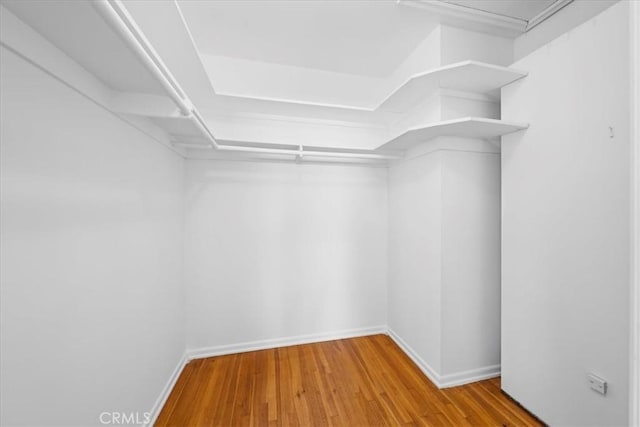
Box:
(440, 25, 513, 66)
(204, 112, 388, 150)
(183, 160, 388, 352)
(388, 142, 502, 382)
(201, 54, 386, 109)
(0, 47, 185, 426)
(513, 0, 620, 62)
(631, 2, 640, 425)
(440, 150, 501, 376)
(439, 92, 500, 121)
(388, 150, 443, 373)
(199, 27, 442, 112)
(385, 27, 441, 94)
(501, 2, 631, 425)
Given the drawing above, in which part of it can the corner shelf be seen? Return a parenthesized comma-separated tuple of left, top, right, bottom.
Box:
(378, 117, 529, 150)
(377, 61, 527, 112)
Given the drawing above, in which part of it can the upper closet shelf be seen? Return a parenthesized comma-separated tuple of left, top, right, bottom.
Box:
(377, 61, 527, 112)
(379, 117, 529, 150)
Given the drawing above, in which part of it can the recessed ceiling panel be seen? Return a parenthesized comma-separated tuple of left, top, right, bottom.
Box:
(177, 0, 437, 78)
(442, 0, 558, 21)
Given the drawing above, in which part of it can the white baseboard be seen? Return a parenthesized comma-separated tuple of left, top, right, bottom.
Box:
(186, 325, 387, 361)
(439, 364, 501, 388)
(387, 328, 500, 388)
(387, 328, 443, 386)
(146, 352, 188, 427)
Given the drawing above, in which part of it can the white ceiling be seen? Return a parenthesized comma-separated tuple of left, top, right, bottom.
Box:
(443, 0, 558, 21)
(177, 0, 438, 78)
(174, 0, 563, 110)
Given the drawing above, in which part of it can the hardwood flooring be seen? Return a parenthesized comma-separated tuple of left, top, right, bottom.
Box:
(156, 334, 541, 426)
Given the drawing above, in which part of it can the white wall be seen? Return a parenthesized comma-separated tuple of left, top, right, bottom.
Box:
(440, 25, 513, 66)
(513, 0, 620, 62)
(205, 112, 387, 150)
(388, 150, 443, 372)
(183, 160, 388, 352)
(200, 27, 443, 112)
(631, 3, 640, 425)
(388, 141, 501, 384)
(201, 54, 386, 109)
(385, 27, 441, 94)
(440, 150, 501, 376)
(501, 2, 631, 425)
(0, 47, 185, 426)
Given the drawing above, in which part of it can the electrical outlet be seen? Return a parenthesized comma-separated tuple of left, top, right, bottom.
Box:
(588, 374, 607, 395)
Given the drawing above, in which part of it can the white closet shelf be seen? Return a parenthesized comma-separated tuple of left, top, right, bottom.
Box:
(378, 61, 527, 112)
(379, 117, 529, 150)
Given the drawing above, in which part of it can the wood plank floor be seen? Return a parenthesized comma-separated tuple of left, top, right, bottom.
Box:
(156, 334, 541, 426)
